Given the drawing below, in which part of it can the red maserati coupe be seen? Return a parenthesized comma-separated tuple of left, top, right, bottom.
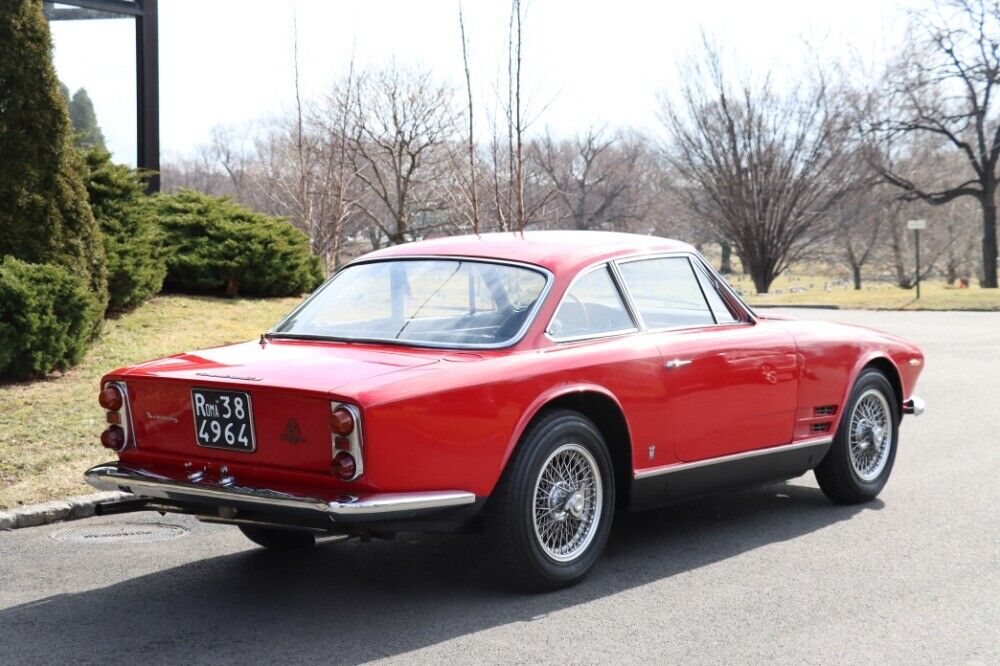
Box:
(86, 231, 925, 590)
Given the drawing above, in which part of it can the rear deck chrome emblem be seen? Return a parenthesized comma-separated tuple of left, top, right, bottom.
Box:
(145, 412, 178, 424)
(195, 372, 262, 382)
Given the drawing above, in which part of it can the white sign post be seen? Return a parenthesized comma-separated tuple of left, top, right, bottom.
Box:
(907, 219, 927, 298)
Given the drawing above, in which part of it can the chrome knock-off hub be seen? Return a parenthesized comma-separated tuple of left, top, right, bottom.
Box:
(565, 491, 586, 520)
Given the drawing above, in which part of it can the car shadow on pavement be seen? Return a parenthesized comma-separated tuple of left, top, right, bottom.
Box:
(0, 482, 878, 665)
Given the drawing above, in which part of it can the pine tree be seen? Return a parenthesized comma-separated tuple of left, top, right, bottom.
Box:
(69, 88, 106, 150)
(0, 0, 108, 315)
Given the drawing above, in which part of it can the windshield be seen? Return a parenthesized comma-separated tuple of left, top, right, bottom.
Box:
(271, 259, 550, 348)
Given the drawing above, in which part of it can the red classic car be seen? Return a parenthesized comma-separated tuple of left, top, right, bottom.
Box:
(86, 231, 925, 589)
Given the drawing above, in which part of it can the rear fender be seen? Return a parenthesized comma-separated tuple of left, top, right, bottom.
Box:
(498, 383, 631, 475)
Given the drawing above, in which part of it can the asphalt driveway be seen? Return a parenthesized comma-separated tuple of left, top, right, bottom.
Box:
(1, 309, 997, 664)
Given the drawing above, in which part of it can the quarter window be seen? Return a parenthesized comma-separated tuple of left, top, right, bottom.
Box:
(548, 266, 634, 339)
(617, 257, 715, 328)
(692, 261, 738, 324)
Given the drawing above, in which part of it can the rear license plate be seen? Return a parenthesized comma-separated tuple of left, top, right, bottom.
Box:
(191, 388, 256, 452)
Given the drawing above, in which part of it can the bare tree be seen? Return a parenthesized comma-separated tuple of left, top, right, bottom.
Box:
(884, 207, 956, 288)
(660, 41, 859, 293)
(533, 127, 653, 231)
(205, 54, 361, 272)
(831, 178, 890, 289)
(457, 2, 480, 233)
(313, 59, 362, 269)
(480, 0, 557, 231)
(941, 197, 982, 282)
(347, 64, 458, 245)
(160, 145, 230, 195)
(866, 0, 1000, 287)
(509, 0, 525, 231)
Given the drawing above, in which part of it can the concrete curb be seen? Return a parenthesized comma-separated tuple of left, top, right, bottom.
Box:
(0, 491, 132, 531)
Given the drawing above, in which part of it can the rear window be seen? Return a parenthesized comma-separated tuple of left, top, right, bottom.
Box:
(271, 259, 549, 347)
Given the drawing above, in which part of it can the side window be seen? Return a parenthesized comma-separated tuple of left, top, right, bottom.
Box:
(548, 266, 634, 339)
(617, 257, 715, 328)
(692, 261, 738, 324)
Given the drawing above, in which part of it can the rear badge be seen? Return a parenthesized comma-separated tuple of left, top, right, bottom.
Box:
(145, 412, 178, 424)
(280, 418, 306, 445)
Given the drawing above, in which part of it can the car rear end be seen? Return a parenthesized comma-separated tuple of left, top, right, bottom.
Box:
(88, 366, 477, 534)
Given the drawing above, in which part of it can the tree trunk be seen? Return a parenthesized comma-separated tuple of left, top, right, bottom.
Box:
(982, 193, 998, 288)
(852, 264, 862, 290)
(748, 264, 773, 294)
(719, 242, 732, 274)
(889, 224, 912, 288)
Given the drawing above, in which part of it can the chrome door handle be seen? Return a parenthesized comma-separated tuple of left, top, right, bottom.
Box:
(664, 358, 692, 369)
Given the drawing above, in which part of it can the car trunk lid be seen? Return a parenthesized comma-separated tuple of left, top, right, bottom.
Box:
(114, 340, 436, 476)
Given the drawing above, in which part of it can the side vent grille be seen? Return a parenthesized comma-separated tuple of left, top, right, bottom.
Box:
(814, 405, 837, 417)
(810, 422, 831, 433)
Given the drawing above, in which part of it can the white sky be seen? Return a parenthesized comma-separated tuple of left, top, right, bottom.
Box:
(50, 0, 914, 166)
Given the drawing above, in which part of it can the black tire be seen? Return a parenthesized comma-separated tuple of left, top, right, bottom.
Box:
(486, 409, 616, 591)
(815, 369, 899, 504)
(238, 524, 316, 550)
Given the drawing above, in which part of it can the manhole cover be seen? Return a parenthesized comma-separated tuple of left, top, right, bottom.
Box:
(51, 522, 187, 544)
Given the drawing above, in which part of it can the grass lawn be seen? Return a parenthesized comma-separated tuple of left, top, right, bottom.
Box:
(0, 294, 300, 510)
(728, 274, 1000, 311)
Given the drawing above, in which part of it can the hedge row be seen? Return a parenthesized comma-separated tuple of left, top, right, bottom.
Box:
(156, 190, 325, 298)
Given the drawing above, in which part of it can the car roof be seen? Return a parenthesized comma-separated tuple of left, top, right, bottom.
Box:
(358, 231, 696, 276)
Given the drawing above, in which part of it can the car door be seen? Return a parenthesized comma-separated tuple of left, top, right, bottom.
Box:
(615, 255, 799, 462)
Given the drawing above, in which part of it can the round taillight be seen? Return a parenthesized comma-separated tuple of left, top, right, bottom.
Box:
(101, 425, 126, 450)
(330, 407, 355, 436)
(332, 451, 356, 480)
(99, 385, 123, 412)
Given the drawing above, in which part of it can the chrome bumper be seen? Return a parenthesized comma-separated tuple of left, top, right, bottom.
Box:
(84, 462, 476, 522)
(903, 396, 925, 416)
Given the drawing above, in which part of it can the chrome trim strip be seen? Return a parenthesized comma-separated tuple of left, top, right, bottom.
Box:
(84, 462, 476, 518)
(691, 254, 758, 323)
(543, 327, 639, 344)
(332, 402, 364, 480)
(268, 255, 555, 351)
(104, 381, 135, 451)
(903, 396, 925, 416)
(607, 259, 644, 331)
(632, 436, 834, 480)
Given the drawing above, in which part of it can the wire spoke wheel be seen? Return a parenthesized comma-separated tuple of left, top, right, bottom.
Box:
(848, 388, 893, 482)
(531, 442, 603, 563)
